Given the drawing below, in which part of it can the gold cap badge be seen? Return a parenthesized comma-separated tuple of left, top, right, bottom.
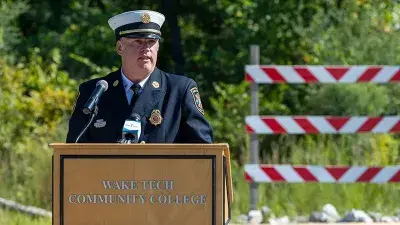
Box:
(141, 13, 151, 23)
(149, 110, 162, 126)
(152, 81, 159, 88)
(113, 80, 119, 87)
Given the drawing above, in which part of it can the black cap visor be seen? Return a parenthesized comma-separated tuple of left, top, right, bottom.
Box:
(123, 33, 161, 39)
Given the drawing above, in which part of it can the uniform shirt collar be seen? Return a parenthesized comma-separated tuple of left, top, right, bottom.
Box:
(121, 69, 151, 92)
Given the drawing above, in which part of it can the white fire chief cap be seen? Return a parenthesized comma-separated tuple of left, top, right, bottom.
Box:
(108, 10, 165, 40)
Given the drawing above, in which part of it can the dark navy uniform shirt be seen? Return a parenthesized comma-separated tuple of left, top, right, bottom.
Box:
(66, 68, 213, 143)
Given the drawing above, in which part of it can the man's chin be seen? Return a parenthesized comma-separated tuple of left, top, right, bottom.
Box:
(137, 64, 154, 73)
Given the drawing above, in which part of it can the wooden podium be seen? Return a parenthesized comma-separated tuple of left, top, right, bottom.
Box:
(51, 143, 233, 225)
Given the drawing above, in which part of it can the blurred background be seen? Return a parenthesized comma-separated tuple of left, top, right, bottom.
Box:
(0, 0, 400, 224)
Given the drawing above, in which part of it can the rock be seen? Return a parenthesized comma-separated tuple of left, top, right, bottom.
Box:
(309, 211, 337, 222)
(394, 210, 400, 221)
(269, 216, 290, 225)
(381, 216, 395, 223)
(310, 211, 326, 222)
(396, 209, 400, 217)
(309, 204, 340, 223)
(235, 214, 248, 224)
(260, 205, 272, 223)
(322, 203, 340, 222)
(295, 215, 309, 223)
(340, 209, 373, 223)
(368, 212, 383, 222)
(368, 212, 398, 223)
(248, 209, 263, 224)
(261, 205, 271, 216)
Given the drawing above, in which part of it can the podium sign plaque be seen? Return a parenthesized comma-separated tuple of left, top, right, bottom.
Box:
(51, 144, 232, 225)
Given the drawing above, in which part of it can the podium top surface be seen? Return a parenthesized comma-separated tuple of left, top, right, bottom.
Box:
(50, 143, 229, 148)
(49, 143, 230, 157)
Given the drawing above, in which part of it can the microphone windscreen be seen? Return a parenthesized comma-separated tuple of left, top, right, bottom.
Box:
(96, 80, 109, 91)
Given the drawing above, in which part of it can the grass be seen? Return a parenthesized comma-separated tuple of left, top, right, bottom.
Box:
(0, 208, 50, 225)
(229, 134, 400, 221)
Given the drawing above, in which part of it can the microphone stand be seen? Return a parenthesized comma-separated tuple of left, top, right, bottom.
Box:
(75, 106, 98, 143)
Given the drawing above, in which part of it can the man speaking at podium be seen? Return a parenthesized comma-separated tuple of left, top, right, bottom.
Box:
(66, 10, 213, 144)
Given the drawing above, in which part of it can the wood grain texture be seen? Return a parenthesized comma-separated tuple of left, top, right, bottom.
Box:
(51, 143, 231, 225)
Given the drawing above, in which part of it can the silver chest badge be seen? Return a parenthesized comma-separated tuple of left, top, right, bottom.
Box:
(94, 119, 107, 128)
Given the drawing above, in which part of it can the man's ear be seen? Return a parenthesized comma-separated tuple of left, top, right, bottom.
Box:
(116, 39, 123, 55)
(156, 39, 161, 51)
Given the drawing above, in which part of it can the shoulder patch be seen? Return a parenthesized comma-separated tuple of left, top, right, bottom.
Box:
(190, 87, 204, 115)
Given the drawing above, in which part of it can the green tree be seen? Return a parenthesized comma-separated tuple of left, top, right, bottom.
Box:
(0, 0, 28, 63)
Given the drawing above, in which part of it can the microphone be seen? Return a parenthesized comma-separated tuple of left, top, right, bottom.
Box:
(118, 113, 142, 144)
(83, 80, 108, 115)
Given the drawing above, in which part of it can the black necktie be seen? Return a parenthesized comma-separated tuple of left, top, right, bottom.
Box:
(130, 83, 140, 107)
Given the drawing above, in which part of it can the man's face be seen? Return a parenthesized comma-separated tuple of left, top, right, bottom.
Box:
(117, 37, 159, 74)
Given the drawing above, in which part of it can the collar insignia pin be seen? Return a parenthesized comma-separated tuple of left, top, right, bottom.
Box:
(113, 80, 119, 87)
(152, 81, 160, 88)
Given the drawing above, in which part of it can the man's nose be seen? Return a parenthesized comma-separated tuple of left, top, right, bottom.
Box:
(140, 46, 151, 52)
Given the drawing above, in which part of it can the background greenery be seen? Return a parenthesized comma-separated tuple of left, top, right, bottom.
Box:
(0, 0, 399, 224)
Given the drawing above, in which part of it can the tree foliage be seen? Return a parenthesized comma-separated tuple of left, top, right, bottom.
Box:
(0, 48, 76, 207)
